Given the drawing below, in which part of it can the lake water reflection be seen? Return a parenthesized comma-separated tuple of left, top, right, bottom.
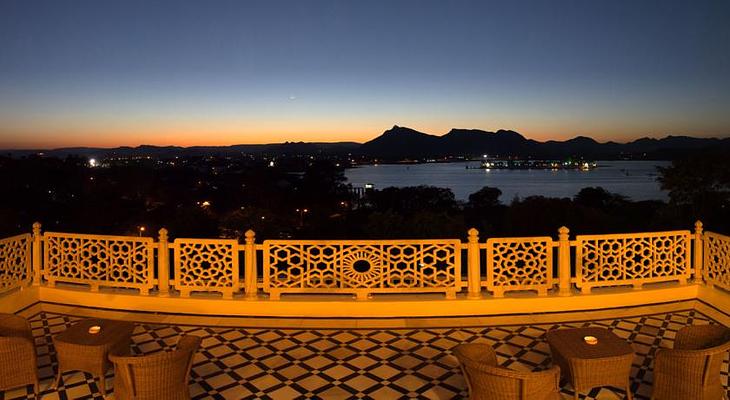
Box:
(345, 160, 670, 202)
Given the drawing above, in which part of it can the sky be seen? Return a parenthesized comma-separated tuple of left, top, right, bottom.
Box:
(1, 0, 729, 149)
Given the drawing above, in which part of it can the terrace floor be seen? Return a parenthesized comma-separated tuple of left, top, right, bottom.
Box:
(1, 308, 728, 400)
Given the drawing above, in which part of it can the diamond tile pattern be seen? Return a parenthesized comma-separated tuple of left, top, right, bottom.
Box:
(0, 310, 727, 399)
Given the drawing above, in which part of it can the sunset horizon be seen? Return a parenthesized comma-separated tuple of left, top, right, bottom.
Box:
(2, 1, 729, 149)
(2, 122, 729, 150)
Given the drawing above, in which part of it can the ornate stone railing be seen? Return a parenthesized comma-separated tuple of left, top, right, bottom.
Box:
(574, 230, 692, 293)
(263, 239, 462, 300)
(172, 238, 241, 298)
(0, 234, 32, 294)
(704, 231, 730, 292)
(0, 221, 726, 301)
(484, 236, 554, 297)
(43, 231, 156, 294)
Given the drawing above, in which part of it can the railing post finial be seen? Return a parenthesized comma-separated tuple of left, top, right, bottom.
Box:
(557, 226, 571, 296)
(693, 220, 703, 284)
(157, 227, 170, 296)
(31, 222, 42, 286)
(466, 228, 481, 299)
(694, 220, 703, 233)
(244, 229, 258, 299)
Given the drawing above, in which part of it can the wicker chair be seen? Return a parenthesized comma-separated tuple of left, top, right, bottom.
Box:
(652, 324, 730, 400)
(109, 335, 201, 400)
(0, 313, 39, 394)
(453, 343, 561, 400)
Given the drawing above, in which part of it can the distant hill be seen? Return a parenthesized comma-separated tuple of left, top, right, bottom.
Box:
(360, 126, 540, 158)
(3, 126, 728, 160)
(359, 126, 730, 160)
(3, 141, 361, 159)
(356, 126, 442, 159)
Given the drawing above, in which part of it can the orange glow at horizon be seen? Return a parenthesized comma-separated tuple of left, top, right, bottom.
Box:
(1, 117, 727, 149)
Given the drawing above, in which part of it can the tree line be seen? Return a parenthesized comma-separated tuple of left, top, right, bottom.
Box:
(0, 152, 727, 240)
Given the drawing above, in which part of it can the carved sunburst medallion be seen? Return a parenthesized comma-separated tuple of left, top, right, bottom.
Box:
(342, 250, 382, 287)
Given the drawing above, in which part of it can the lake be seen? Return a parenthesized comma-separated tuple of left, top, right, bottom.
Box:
(345, 160, 671, 202)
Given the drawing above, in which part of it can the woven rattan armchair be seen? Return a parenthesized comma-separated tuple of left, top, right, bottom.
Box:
(453, 343, 561, 400)
(109, 335, 201, 400)
(652, 324, 730, 400)
(0, 313, 39, 394)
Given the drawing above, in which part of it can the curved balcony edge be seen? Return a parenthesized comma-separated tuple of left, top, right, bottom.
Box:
(1, 283, 728, 328)
(2, 223, 728, 327)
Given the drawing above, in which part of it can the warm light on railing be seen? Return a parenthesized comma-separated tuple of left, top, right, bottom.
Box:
(0, 234, 32, 294)
(0, 221, 726, 302)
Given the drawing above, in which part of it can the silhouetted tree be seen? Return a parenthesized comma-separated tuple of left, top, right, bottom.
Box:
(468, 186, 502, 208)
(367, 186, 459, 215)
(464, 186, 505, 236)
(574, 187, 627, 209)
(658, 153, 730, 231)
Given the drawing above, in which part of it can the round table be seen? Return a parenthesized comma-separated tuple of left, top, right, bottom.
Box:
(53, 318, 135, 395)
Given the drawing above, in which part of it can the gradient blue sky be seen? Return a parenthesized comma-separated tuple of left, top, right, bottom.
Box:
(1, 0, 729, 148)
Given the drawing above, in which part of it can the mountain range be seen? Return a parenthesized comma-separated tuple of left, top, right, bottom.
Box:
(4, 126, 729, 160)
(359, 126, 730, 160)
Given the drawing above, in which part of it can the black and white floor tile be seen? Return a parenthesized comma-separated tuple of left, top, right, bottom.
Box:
(0, 310, 727, 399)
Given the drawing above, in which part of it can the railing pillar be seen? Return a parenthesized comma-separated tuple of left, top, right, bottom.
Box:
(558, 226, 571, 296)
(244, 230, 258, 300)
(157, 228, 170, 296)
(694, 220, 703, 283)
(32, 222, 42, 286)
(466, 228, 482, 299)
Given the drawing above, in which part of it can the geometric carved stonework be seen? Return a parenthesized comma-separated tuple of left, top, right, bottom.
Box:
(263, 240, 462, 300)
(704, 232, 730, 291)
(43, 232, 155, 294)
(0, 234, 31, 293)
(486, 236, 554, 297)
(173, 238, 239, 298)
(575, 230, 691, 293)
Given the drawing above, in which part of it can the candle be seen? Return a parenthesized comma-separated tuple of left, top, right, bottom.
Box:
(583, 335, 598, 345)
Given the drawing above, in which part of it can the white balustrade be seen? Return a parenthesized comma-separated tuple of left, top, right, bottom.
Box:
(0, 234, 32, 293)
(575, 230, 692, 293)
(0, 222, 722, 301)
(43, 232, 155, 294)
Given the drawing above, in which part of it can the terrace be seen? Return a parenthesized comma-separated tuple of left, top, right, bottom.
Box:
(1, 221, 729, 399)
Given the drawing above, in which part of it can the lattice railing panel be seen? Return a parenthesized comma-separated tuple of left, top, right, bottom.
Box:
(704, 232, 730, 291)
(486, 237, 554, 296)
(0, 234, 32, 293)
(173, 238, 240, 298)
(263, 240, 462, 299)
(575, 230, 691, 293)
(44, 232, 155, 293)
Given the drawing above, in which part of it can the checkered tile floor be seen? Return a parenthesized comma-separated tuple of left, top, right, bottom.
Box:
(1, 310, 728, 399)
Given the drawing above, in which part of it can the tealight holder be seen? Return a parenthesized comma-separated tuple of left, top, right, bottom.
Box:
(88, 325, 102, 334)
(583, 335, 598, 345)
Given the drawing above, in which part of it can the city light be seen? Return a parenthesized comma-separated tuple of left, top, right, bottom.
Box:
(88, 158, 97, 167)
(296, 208, 309, 227)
